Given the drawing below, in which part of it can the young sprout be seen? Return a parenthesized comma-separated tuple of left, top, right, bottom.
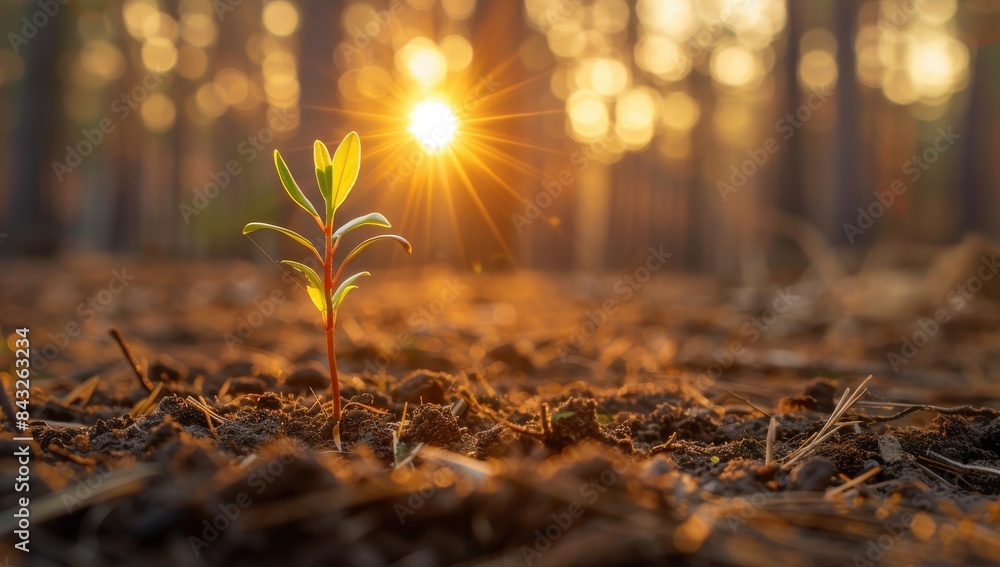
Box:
(243, 132, 412, 418)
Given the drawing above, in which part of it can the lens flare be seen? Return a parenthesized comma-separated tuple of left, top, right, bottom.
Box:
(408, 100, 458, 153)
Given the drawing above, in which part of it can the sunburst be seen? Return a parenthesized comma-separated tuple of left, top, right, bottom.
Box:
(408, 100, 459, 153)
(295, 4, 566, 267)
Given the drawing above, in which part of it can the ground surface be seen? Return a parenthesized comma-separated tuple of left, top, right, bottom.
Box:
(1, 253, 1000, 566)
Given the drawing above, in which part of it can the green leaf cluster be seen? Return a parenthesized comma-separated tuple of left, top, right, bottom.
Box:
(242, 131, 412, 318)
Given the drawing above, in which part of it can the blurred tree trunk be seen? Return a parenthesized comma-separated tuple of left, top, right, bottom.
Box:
(833, 0, 863, 242)
(959, 45, 989, 237)
(778, 0, 805, 217)
(298, 0, 341, 148)
(110, 4, 143, 255)
(4, 4, 69, 255)
(458, 0, 522, 269)
(690, 70, 713, 273)
(166, 0, 186, 257)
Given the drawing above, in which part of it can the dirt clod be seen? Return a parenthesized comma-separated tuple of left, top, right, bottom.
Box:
(401, 404, 464, 449)
(284, 364, 331, 391)
(391, 370, 453, 405)
(791, 457, 836, 491)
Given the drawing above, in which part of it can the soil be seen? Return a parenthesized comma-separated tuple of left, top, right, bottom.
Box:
(1, 256, 1000, 566)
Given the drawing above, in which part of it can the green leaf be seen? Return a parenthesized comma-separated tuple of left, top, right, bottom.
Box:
(281, 260, 326, 313)
(330, 131, 361, 218)
(550, 411, 577, 422)
(314, 141, 335, 224)
(315, 167, 327, 203)
(313, 139, 331, 170)
(341, 235, 412, 268)
(280, 260, 323, 289)
(306, 285, 327, 315)
(274, 150, 319, 218)
(332, 271, 369, 312)
(242, 222, 321, 260)
(394, 439, 412, 467)
(332, 213, 391, 239)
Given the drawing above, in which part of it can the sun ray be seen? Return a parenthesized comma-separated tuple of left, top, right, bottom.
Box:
(446, 149, 513, 259)
(438, 157, 467, 262)
(354, 137, 413, 190)
(456, 142, 545, 199)
(310, 1, 572, 268)
(466, 142, 544, 187)
(461, 129, 566, 154)
(458, 137, 547, 179)
(462, 109, 564, 124)
(301, 104, 410, 123)
(462, 71, 550, 108)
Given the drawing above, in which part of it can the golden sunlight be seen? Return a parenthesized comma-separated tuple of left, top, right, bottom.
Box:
(408, 99, 459, 153)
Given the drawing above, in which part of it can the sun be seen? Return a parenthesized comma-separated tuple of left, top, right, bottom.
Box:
(408, 100, 459, 153)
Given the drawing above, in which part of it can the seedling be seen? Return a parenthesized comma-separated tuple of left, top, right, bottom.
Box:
(243, 132, 411, 418)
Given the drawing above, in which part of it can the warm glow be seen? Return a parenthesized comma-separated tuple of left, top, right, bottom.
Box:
(637, 0, 696, 37)
(567, 90, 609, 140)
(439, 35, 474, 72)
(141, 92, 176, 132)
(661, 91, 700, 132)
(262, 0, 300, 37)
(80, 40, 125, 81)
(398, 37, 448, 86)
(799, 50, 838, 90)
(710, 43, 759, 88)
(409, 100, 459, 153)
(141, 37, 177, 73)
(906, 32, 967, 97)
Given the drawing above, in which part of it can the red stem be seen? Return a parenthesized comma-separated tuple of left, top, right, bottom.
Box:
(324, 225, 341, 418)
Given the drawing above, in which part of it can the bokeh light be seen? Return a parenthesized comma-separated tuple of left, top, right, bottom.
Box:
(262, 1, 300, 37)
(660, 92, 700, 132)
(442, 0, 477, 20)
(141, 92, 176, 132)
(439, 35, 474, 72)
(567, 90, 609, 140)
(397, 37, 448, 86)
(141, 37, 178, 73)
(710, 43, 759, 88)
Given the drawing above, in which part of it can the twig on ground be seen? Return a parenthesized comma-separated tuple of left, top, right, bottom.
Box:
(108, 327, 154, 392)
(61, 375, 100, 407)
(926, 450, 1000, 478)
(916, 463, 956, 487)
(826, 466, 882, 498)
(648, 432, 678, 456)
(725, 390, 773, 419)
(459, 389, 544, 439)
(131, 382, 163, 416)
(184, 396, 227, 440)
(765, 416, 779, 466)
(780, 375, 872, 469)
(856, 400, 1000, 422)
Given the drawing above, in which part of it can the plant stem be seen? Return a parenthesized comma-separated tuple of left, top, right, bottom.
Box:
(326, 321, 339, 417)
(324, 225, 341, 419)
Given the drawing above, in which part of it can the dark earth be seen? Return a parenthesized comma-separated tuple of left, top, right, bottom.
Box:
(2, 245, 1000, 566)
